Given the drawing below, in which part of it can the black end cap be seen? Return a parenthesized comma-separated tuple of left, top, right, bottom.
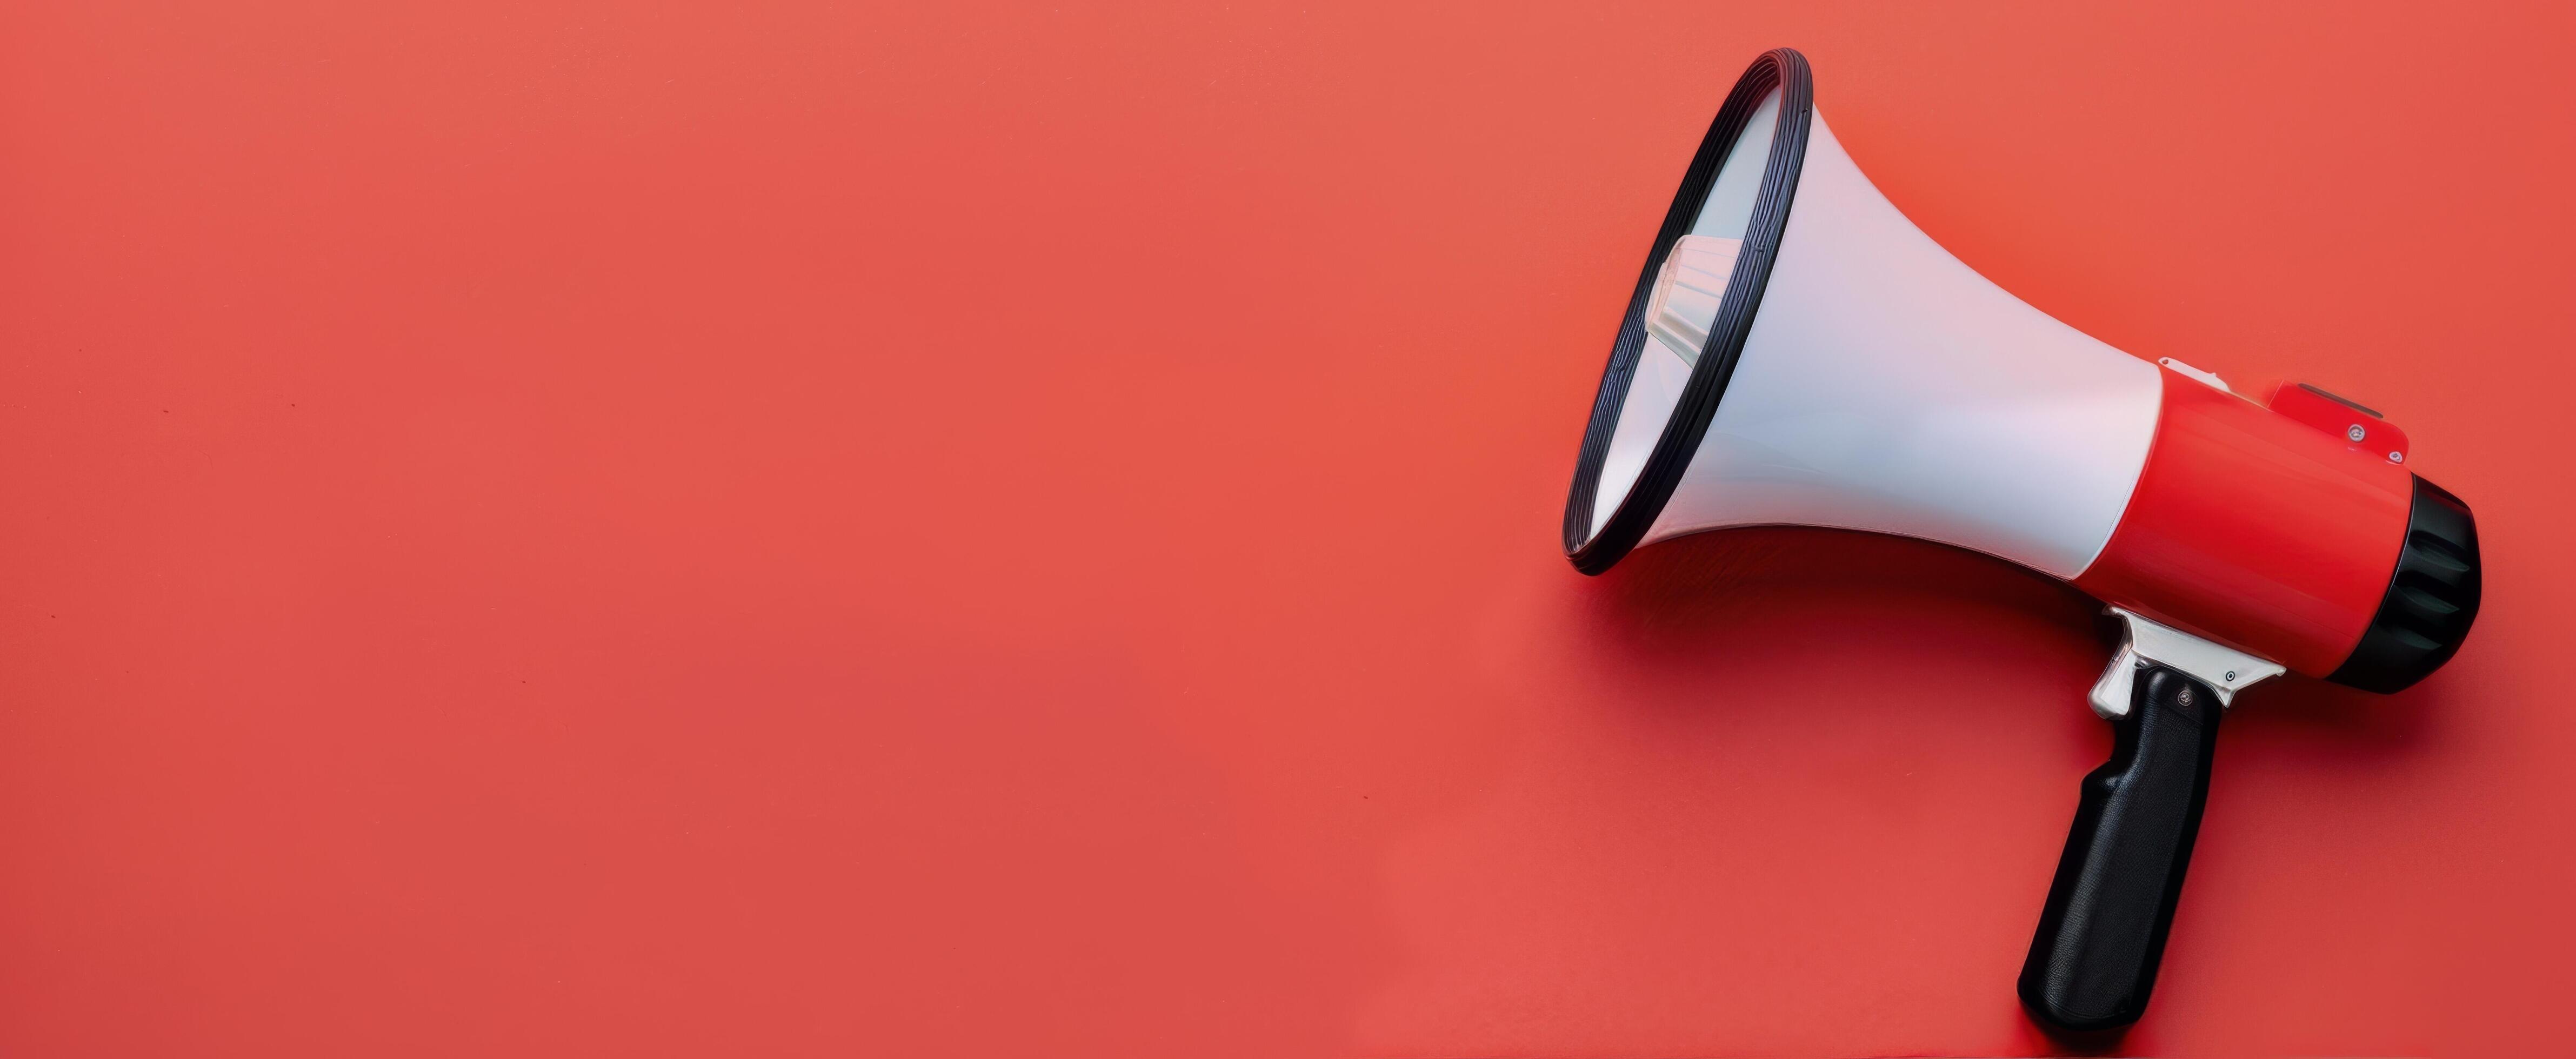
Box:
(2327, 475, 2481, 693)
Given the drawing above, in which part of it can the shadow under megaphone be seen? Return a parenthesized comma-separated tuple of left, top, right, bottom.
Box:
(1568, 522, 2450, 794)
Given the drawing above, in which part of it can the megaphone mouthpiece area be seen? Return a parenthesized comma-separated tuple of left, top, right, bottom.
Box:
(1643, 235, 1741, 367)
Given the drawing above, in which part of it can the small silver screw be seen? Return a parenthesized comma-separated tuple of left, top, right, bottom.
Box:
(2389, 451, 2405, 464)
(2224, 671, 2237, 682)
(2178, 688, 2197, 707)
(2347, 424, 2367, 442)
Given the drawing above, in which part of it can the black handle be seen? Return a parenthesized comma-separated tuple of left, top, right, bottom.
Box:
(2018, 663, 2224, 1031)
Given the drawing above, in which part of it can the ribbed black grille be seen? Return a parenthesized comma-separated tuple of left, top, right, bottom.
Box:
(2328, 477, 2482, 693)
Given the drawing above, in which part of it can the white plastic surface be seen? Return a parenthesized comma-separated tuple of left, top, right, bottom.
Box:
(1640, 110, 2163, 578)
(1591, 330, 1694, 540)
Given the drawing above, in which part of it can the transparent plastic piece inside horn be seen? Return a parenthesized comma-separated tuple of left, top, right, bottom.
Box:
(1643, 235, 1741, 368)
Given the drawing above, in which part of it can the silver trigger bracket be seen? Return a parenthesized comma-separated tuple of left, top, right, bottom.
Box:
(2087, 607, 2287, 720)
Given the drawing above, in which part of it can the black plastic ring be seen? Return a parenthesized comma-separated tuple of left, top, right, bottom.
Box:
(1562, 47, 1814, 574)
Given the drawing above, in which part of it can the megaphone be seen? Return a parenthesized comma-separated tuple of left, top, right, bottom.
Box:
(1563, 49, 2481, 1031)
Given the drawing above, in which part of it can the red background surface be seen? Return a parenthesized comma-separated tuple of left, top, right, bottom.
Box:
(3, 1, 2571, 1055)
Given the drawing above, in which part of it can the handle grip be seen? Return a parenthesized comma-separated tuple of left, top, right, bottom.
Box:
(2019, 663, 2224, 1030)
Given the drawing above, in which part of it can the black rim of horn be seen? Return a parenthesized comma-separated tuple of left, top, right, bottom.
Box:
(1563, 46, 1814, 575)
